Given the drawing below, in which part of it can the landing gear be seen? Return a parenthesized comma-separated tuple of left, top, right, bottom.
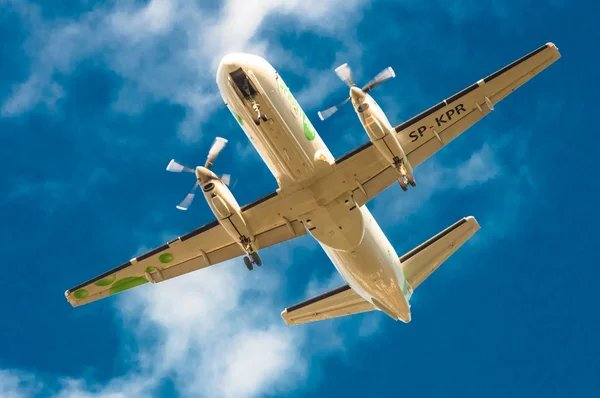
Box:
(245, 82, 268, 126)
(253, 114, 268, 126)
(244, 256, 253, 271)
(250, 252, 262, 266)
(243, 251, 262, 271)
(398, 175, 408, 192)
(396, 158, 416, 191)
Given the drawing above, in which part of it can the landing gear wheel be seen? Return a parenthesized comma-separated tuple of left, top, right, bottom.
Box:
(244, 256, 253, 271)
(261, 114, 268, 122)
(408, 177, 416, 187)
(399, 175, 409, 192)
(254, 119, 260, 126)
(250, 252, 262, 266)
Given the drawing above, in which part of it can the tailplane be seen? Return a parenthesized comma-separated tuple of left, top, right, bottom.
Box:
(400, 216, 480, 292)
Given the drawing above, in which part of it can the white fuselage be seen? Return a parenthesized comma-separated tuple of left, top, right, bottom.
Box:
(216, 53, 411, 322)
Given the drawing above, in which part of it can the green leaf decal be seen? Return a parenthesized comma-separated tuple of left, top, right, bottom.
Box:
(303, 114, 316, 141)
(74, 289, 88, 299)
(109, 277, 148, 295)
(159, 253, 173, 263)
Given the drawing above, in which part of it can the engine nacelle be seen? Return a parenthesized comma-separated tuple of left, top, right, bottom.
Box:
(351, 91, 415, 184)
(199, 174, 256, 251)
(202, 180, 239, 220)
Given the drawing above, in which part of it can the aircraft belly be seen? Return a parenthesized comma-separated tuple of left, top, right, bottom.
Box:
(319, 205, 411, 322)
(301, 193, 365, 251)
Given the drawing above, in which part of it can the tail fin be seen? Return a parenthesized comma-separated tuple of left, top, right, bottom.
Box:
(400, 216, 480, 291)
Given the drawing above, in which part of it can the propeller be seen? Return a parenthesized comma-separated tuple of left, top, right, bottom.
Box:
(335, 63, 355, 87)
(362, 66, 395, 94)
(166, 137, 231, 211)
(317, 64, 395, 121)
(176, 183, 199, 211)
(166, 159, 194, 173)
(205, 137, 228, 169)
(317, 97, 351, 121)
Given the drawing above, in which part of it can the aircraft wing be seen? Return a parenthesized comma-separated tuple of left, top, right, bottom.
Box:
(316, 43, 561, 206)
(394, 42, 561, 168)
(65, 192, 307, 307)
(281, 285, 376, 326)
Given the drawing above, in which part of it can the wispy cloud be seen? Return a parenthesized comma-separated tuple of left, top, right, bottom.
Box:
(0, 370, 42, 398)
(1, 2, 374, 395)
(2, 0, 366, 143)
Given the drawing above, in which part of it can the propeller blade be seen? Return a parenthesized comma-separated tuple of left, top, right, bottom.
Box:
(318, 97, 350, 121)
(166, 159, 194, 173)
(362, 66, 395, 94)
(221, 174, 231, 186)
(334, 63, 355, 87)
(176, 193, 195, 211)
(205, 137, 228, 169)
(176, 183, 199, 211)
(318, 106, 338, 121)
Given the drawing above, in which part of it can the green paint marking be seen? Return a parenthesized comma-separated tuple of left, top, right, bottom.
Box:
(94, 274, 116, 287)
(303, 114, 316, 141)
(232, 110, 244, 126)
(146, 266, 156, 273)
(159, 253, 173, 264)
(74, 289, 88, 299)
(109, 277, 149, 295)
(402, 279, 408, 295)
(279, 78, 317, 142)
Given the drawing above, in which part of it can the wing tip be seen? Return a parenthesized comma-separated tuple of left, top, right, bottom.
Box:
(464, 215, 481, 231)
(546, 42, 561, 58)
(280, 308, 294, 326)
(64, 290, 79, 307)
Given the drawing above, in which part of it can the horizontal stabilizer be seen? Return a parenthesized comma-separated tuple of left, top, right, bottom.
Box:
(401, 216, 480, 290)
(281, 285, 375, 326)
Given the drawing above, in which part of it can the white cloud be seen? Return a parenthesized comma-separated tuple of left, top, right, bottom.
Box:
(0, 370, 42, 398)
(456, 143, 501, 187)
(2, 0, 366, 143)
(0, 250, 312, 398)
(0, 1, 378, 396)
(114, 255, 307, 398)
(372, 141, 504, 224)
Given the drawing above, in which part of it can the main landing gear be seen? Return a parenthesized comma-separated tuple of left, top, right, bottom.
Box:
(243, 252, 262, 271)
(395, 158, 416, 192)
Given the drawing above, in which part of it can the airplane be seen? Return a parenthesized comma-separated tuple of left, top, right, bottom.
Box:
(65, 43, 561, 326)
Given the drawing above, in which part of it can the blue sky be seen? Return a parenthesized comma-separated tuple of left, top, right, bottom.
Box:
(1, 0, 598, 397)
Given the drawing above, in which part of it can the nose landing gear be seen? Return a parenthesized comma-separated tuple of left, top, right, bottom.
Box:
(244, 82, 268, 126)
(251, 100, 268, 126)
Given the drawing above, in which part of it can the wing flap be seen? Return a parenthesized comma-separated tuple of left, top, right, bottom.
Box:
(401, 216, 480, 290)
(281, 285, 375, 326)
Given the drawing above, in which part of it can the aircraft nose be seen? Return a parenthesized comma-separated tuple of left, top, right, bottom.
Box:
(216, 53, 248, 87)
(219, 53, 245, 70)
